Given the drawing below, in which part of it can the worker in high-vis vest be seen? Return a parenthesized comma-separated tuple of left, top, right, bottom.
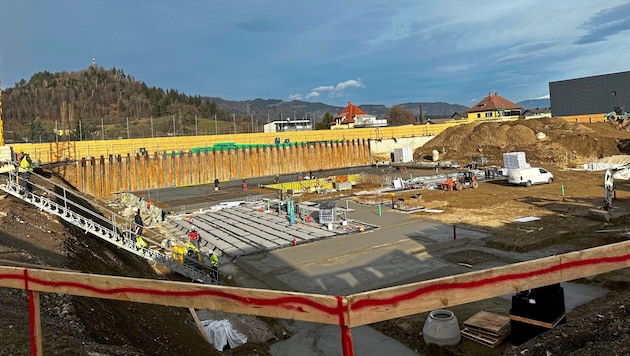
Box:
(209, 250, 219, 282)
(132, 208, 147, 249)
(17, 153, 33, 193)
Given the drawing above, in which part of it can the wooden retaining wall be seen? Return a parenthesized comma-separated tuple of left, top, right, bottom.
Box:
(75, 139, 372, 199)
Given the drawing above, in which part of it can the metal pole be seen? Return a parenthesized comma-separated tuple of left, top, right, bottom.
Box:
(126, 117, 130, 139)
(195, 115, 198, 136)
(233, 114, 236, 134)
(101, 118, 104, 140)
(251, 114, 253, 133)
(151, 116, 154, 138)
(172, 115, 176, 136)
(79, 120, 82, 141)
(214, 114, 217, 135)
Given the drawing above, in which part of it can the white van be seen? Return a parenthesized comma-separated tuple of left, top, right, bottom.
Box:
(507, 167, 553, 187)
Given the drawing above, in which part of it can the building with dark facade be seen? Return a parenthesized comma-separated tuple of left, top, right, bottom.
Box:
(549, 70, 630, 116)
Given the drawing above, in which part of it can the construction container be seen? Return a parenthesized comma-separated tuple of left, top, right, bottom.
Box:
(335, 182, 352, 191)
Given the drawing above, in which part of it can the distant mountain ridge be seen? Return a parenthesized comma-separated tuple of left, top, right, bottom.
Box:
(518, 98, 550, 109)
(203, 97, 468, 120)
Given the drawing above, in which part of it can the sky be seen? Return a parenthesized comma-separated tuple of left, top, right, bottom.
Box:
(1, 1, 630, 107)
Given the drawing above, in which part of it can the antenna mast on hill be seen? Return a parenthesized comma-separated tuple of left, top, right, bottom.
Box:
(91, 54, 96, 67)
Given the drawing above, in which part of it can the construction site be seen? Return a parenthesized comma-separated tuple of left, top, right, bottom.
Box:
(2, 100, 630, 356)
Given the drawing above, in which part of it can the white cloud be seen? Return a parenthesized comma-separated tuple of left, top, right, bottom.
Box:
(335, 79, 365, 91)
(288, 94, 303, 100)
(293, 79, 365, 101)
(536, 94, 550, 100)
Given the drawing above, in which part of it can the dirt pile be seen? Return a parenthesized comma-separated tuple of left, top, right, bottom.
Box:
(420, 118, 624, 166)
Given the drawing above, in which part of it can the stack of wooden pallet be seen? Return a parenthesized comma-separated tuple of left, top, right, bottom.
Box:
(461, 311, 511, 348)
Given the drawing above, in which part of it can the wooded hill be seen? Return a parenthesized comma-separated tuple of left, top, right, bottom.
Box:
(3, 66, 226, 125)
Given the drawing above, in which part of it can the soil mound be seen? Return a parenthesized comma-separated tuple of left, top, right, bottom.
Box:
(419, 118, 626, 166)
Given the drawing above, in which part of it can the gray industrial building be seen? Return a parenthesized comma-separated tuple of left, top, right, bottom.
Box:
(549, 70, 630, 116)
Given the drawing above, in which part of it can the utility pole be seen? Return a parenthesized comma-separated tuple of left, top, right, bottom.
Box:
(251, 113, 254, 133)
(419, 104, 425, 124)
(233, 114, 236, 134)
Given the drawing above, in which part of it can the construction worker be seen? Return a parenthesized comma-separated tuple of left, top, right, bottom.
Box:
(242, 179, 248, 191)
(17, 152, 33, 193)
(188, 226, 200, 249)
(208, 250, 219, 282)
(132, 208, 147, 249)
(214, 178, 220, 191)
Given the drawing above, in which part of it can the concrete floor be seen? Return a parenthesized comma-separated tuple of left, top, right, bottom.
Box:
(147, 174, 607, 356)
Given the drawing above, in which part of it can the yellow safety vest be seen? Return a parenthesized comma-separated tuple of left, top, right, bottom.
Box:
(209, 253, 219, 267)
(18, 156, 32, 173)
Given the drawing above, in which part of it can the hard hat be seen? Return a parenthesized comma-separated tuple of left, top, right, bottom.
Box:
(133, 207, 139, 212)
(209, 250, 214, 255)
(191, 226, 195, 230)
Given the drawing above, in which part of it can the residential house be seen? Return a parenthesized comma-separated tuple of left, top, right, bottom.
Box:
(522, 108, 552, 119)
(331, 102, 387, 129)
(467, 92, 522, 120)
(450, 112, 468, 120)
(263, 119, 312, 133)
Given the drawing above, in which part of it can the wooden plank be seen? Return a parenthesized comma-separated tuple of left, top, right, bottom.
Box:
(462, 324, 510, 339)
(29, 290, 43, 356)
(0, 266, 345, 326)
(463, 311, 510, 336)
(189, 308, 209, 342)
(346, 239, 630, 327)
(510, 313, 566, 329)
(461, 327, 506, 348)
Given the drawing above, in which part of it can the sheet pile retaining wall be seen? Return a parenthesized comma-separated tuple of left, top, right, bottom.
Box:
(76, 139, 371, 199)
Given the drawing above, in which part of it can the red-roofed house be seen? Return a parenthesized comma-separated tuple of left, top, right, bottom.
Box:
(467, 92, 522, 120)
(331, 102, 385, 129)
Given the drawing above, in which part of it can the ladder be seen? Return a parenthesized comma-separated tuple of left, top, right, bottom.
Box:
(0, 170, 217, 284)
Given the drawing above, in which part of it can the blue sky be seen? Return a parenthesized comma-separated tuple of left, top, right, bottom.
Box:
(1, 1, 630, 107)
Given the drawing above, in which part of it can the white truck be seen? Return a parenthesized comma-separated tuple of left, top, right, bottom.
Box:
(507, 167, 553, 187)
